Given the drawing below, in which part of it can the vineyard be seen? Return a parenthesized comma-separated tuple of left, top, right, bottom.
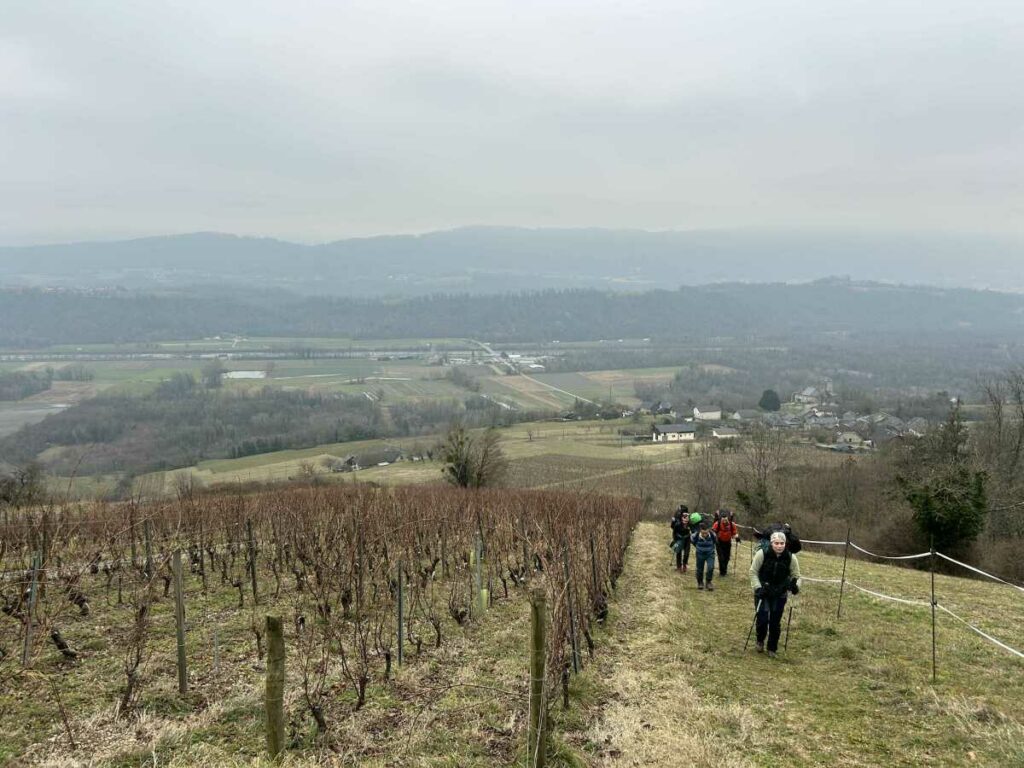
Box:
(0, 485, 641, 765)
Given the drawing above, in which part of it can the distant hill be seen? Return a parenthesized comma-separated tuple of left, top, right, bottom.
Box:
(2, 280, 1024, 348)
(2, 227, 1023, 295)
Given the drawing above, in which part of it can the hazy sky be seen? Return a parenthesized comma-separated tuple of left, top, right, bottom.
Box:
(3, 1, 1024, 244)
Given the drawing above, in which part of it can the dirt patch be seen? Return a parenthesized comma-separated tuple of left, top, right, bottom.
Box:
(23, 381, 99, 405)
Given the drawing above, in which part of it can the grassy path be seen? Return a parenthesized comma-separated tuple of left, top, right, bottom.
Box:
(565, 522, 1024, 767)
(572, 522, 757, 767)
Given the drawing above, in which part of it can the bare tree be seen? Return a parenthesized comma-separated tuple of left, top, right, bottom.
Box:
(441, 424, 507, 488)
(734, 425, 790, 524)
(690, 445, 723, 517)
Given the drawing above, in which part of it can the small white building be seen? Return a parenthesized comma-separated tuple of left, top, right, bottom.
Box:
(693, 405, 722, 422)
(652, 423, 696, 442)
(712, 427, 740, 439)
(793, 386, 821, 405)
(835, 431, 862, 446)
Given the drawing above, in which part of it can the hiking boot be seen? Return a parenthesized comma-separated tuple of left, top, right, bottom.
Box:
(767, 651, 777, 659)
(682, 564, 688, 573)
(697, 582, 704, 590)
(756, 641, 764, 653)
(676, 565, 682, 572)
(706, 582, 714, 591)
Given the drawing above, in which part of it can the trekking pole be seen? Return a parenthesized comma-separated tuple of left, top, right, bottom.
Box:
(784, 603, 794, 651)
(744, 599, 762, 651)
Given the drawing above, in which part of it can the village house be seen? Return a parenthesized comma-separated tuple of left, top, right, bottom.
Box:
(652, 423, 696, 442)
(835, 431, 862, 446)
(693, 405, 722, 422)
(712, 426, 739, 439)
(793, 386, 822, 405)
(729, 409, 762, 422)
(905, 417, 930, 437)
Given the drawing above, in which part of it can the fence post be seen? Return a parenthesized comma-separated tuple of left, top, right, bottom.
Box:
(528, 588, 547, 768)
(22, 552, 41, 667)
(837, 526, 851, 619)
(265, 615, 285, 759)
(172, 549, 188, 695)
(397, 559, 404, 666)
(930, 537, 937, 684)
(246, 519, 259, 605)
(562, 547, 580, 675)
(589, 534, 600, 597)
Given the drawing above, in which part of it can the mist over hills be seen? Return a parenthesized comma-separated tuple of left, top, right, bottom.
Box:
(2, 227, 1023, 295)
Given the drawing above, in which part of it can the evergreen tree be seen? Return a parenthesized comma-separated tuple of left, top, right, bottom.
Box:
(758, 389, 782, 411)
(896, 403, 988, 552)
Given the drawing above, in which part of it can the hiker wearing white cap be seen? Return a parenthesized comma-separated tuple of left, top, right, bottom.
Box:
(749, 531, 801, 657)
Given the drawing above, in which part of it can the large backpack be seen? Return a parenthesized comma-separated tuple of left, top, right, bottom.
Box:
(758, 524, 802, 554)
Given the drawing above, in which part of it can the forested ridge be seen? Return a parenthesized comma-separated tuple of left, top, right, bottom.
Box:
(2, 281, 1024, 347)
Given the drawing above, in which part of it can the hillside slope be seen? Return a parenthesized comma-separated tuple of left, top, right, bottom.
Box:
(567, 523, 1024, 767)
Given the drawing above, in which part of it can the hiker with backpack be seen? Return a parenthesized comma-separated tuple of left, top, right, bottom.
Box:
(753, 522, 802, 554)
(691, 521, 717, 590)
(669, 504, 693, 573)
(712, 508, 739, 576)
(749, 531, 801, 657)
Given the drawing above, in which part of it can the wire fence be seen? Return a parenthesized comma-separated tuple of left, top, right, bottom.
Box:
(734, 523, 1024, 672)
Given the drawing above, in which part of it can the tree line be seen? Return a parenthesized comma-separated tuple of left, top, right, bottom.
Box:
(3, 282, 1024, 347)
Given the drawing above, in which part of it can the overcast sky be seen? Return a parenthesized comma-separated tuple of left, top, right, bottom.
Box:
(3, 1, 1024, 244)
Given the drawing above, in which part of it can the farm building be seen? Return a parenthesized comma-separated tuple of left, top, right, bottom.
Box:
(652, 423, 696, 442)
(693, 405, 722, 422)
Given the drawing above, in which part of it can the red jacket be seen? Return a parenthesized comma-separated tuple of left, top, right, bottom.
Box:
(712, 519, 738, 543)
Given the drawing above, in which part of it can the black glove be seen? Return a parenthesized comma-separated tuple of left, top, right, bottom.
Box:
(754, 587, 763, 600)
(789, 579, 800, 595)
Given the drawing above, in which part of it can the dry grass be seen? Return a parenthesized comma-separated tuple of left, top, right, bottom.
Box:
(563, 523, 1024, 767)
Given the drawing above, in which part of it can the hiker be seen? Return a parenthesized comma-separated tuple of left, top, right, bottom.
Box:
(691, 522, 717, 590)
(712, 508, 739, 576)
(669, 505, 692, 572)
(749, 531, 801, 657)
(753, 522, 802, 554)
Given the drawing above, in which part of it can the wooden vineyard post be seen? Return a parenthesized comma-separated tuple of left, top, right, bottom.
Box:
(247, 519, 259, 605)
(144, 520, 154, 581)
(474, 536, 486, 615)
(265, 615, 285, 759)
(172, 549, 188, 695)
(397, 559, 404, 666)
(130, 509, 138, 569)
(562, 547, 580, 675)
(521, 519, 531, 585)
(22, 552, 41, 667)
(528, 588, 547, 768)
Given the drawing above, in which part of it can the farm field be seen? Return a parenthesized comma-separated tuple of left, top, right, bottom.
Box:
(104, 419, 693, 498)
(0, 337, 476, 356)
(529, 367, 680, 406)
